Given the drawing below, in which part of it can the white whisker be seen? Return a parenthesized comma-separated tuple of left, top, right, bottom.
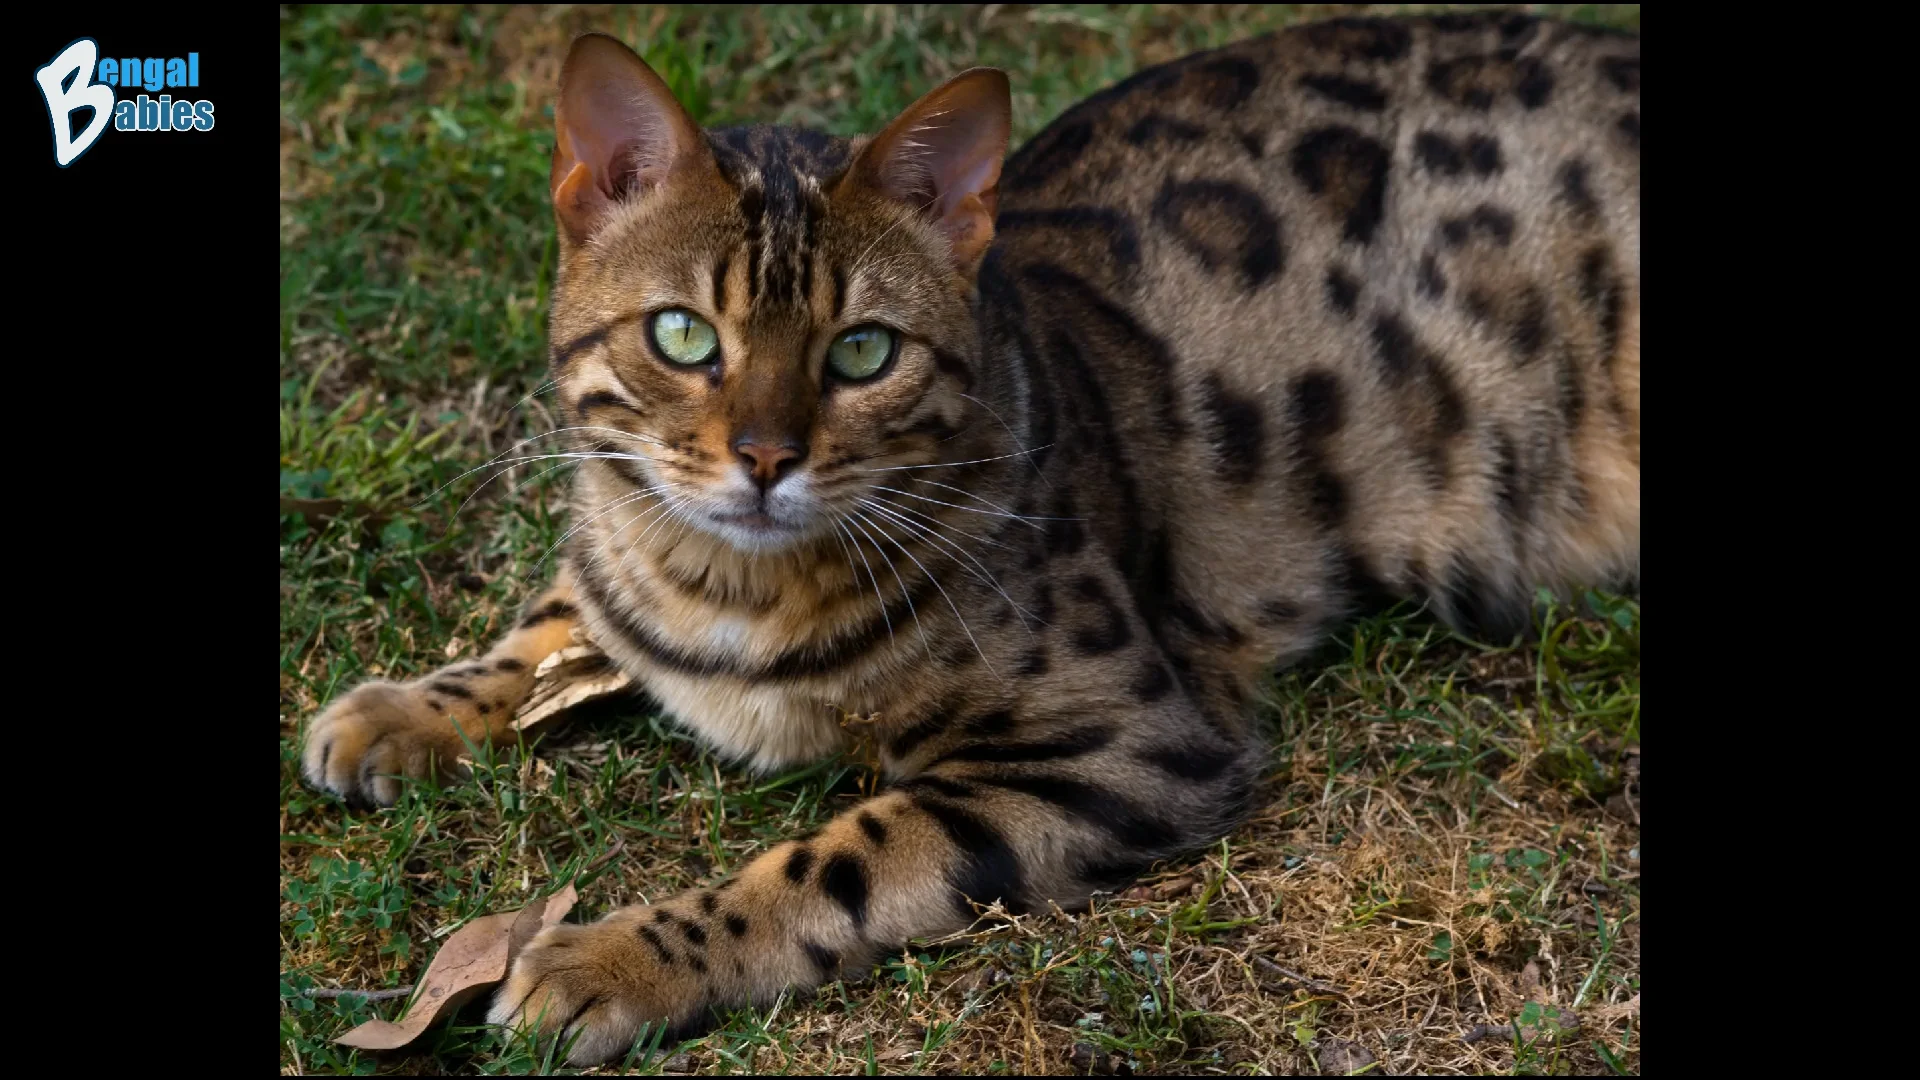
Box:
(851, 507, 998, 682)
(844, 510, 931, 660)
(417, 421, 668, 509)
(872, 484, 1055, 530)
(509, 458, 582, 494)
(598, 495, 679, 579)
(444, 451, 649, 522)
(614, 496, 688, 581)
(623, 491, 696, 569)
(508, 378, 558, 417)
(959, 391, 1054, 490)
(453, 423, 668, 482)
(859, 498, 1041, 637)
(866, 494, 1014, 551)
(540, 483, 681, 564)
(834, 521, 892, 643)
(855, 444, 1055, 474)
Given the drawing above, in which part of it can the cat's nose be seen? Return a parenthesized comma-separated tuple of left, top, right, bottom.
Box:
(733, 439, 806, 491)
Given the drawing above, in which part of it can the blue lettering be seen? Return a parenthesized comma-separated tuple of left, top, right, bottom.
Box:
(43, 46, 215, 154)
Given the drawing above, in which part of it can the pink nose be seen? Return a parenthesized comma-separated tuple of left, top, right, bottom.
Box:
(733, 441, 805, 490)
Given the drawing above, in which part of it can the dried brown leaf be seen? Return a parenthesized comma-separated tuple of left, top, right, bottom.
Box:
(512, 629, 634, 734)
(333, 884, 577, 1051)
(1316, 1037, 1375, 1075)
(1518, 958, 1543, 1001)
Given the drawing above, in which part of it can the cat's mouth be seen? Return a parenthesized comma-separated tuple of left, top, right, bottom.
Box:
(703, 507, 813, 551)
(710, 510, 789, 531)
(691, 480, 829, 552)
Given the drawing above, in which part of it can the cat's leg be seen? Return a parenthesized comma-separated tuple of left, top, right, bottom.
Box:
(489, 694, 1259, 1065)
(302, 565, 585, 806)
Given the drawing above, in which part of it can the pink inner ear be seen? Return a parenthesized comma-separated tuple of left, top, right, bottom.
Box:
(929, 137, 1003, 222)
(569, 83, 673, 198)
(864, 69, 1011, 228)
(552, 35, 705, 216)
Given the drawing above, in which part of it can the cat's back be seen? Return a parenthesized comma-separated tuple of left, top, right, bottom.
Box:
(985, 11, 1640, 654)
(998, 13, 1639, 216)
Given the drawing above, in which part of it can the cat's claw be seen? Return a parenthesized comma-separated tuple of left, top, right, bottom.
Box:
(301, 682, 469, 807)
(489, 916, 692, 1066)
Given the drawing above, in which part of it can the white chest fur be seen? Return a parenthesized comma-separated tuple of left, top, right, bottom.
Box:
(639, 666, 854, 772)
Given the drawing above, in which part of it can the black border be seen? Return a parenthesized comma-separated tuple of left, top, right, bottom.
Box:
(17, 0, 265, 1028)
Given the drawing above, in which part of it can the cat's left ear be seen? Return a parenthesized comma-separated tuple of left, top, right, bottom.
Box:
(843, 68, 1011, 273)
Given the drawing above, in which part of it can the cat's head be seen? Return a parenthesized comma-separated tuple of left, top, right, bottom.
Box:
(545, 33, 1010, 554)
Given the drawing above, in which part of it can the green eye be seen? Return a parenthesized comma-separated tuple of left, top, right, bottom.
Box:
(827, 325, 895, 380)
(651, 309, 719, 366)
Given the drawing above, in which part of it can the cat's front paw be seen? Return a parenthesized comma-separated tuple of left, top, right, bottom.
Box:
(489, 913, 699, 1065)
(301, 681, 472, 806)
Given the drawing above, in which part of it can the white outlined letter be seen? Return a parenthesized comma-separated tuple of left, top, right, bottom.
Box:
(36, 39, 113, 166)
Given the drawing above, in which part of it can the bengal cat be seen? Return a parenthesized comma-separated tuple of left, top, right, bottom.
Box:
(301, 12, 1639, 1063)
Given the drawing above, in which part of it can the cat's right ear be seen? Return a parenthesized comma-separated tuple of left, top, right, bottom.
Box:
(551, 34, 711, 245)
(842, 67, 1012, 274)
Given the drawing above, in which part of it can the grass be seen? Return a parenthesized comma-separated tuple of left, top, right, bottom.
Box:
(280, 5, 1642, 1074)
